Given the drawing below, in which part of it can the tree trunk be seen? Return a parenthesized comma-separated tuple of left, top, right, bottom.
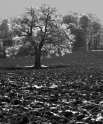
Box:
(85, 39, 89, 50)
(1, 49, 6, 58)
(88, 41, 91, 50)
(35, 48, 41, 69)
(94, 40, 98, 50)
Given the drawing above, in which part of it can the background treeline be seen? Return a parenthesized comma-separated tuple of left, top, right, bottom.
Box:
(63, 13, 103, 51)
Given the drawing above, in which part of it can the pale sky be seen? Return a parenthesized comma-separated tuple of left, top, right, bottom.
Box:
(0, 0, 103, 23)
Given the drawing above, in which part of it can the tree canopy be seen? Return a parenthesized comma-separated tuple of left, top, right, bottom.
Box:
(9, 4, 75, 68)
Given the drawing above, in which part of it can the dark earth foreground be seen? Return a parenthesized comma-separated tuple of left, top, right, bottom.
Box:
(0, 51, 103, 124)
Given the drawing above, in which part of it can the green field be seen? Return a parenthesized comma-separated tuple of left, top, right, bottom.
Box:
(1, 51, 103, 124)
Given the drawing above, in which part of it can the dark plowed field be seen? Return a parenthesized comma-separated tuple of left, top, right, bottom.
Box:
(0, 51, 103, 124)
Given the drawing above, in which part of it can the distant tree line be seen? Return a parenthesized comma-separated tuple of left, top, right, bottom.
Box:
(63, 12, 103, 51)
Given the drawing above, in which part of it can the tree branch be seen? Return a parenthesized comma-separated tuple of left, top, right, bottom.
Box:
(35, 25, 43, 33)
(39, 13, 49, 49)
